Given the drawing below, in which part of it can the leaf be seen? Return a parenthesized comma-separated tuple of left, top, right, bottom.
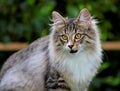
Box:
(99, 62, 110, 72)
(67, 5, 79, 17)
(102, 76, 120, 86)
(26, 0, 35, 5)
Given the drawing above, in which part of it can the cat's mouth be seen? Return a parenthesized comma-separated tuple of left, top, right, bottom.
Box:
(70, 50, 78, 54)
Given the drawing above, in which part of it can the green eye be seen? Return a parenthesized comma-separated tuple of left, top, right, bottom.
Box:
(75, 33, 81, 39)
(61, 34, 68, 40)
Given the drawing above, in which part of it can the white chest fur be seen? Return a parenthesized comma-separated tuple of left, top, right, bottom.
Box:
(60, 52, 101, 90)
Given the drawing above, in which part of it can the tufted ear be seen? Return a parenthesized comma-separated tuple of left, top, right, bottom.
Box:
(76, 8, 91, 22)
(52, 11, 66, 23)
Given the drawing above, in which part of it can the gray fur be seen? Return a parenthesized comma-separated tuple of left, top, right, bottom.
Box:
(0, 8, 102, 91)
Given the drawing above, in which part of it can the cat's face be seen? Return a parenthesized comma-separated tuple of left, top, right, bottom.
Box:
(57, 21, 87, 54)
(59, 27, 82, 54)
(51, 9, 97, 55)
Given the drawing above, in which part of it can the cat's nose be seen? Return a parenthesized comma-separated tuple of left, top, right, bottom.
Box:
(68, 45, 74, 49)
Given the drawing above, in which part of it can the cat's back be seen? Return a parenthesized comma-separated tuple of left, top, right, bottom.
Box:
(0, 35, 49, 80)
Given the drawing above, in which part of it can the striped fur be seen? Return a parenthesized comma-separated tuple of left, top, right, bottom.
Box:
(0, 8, 102, 91)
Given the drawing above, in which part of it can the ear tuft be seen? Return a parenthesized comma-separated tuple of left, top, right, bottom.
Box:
(52, 11, 65, 23)
(76, 8, 91, 22)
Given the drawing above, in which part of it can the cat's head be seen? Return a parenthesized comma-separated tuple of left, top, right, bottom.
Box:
(50, 8, 100, 55)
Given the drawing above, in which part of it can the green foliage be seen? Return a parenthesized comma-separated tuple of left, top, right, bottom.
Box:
(0, 0, 120, 91)
(0, 0, 55, 42)
(0, 0, 120, 42)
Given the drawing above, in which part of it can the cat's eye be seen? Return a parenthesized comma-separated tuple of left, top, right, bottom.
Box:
(75, 33, 81, 39)
(61, 34, 68, 40)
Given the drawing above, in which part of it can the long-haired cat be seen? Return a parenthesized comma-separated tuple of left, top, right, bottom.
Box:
(0, 8, 102, 91)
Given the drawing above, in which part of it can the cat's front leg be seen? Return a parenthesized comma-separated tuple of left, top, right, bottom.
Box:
(45, 68, 70, 91)
(45, 77, 70, 91)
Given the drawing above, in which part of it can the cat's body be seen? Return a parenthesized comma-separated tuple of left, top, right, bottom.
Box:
(0, 8, 102, 91)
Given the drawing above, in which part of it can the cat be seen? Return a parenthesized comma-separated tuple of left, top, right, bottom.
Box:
(0, 8, 102, 91)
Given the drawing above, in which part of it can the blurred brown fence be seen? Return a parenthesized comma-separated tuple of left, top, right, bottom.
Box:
(0, 42, 120, 51)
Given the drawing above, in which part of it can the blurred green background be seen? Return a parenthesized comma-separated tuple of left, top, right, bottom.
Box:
(0, 0, 120, 91)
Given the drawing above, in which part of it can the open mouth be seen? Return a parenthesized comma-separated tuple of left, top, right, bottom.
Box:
(70, 50, 78, 53)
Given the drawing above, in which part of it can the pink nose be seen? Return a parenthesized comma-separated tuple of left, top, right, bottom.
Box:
(68, 45, 73, 49)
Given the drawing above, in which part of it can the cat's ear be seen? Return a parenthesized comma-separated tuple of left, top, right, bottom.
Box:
(52, 11, 66, 23)
(76, 8, 91, 22)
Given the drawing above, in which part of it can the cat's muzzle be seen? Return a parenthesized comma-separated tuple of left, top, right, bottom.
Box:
(70, 50, 78, 53)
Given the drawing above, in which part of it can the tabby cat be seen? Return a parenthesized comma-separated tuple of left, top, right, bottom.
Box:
(0, 8, 102, 91)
